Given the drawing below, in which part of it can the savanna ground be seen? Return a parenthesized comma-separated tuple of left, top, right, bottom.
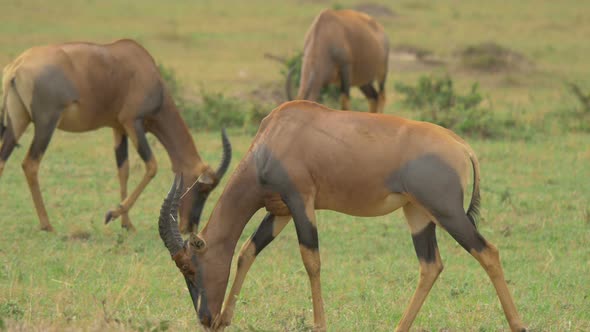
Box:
(1, 0, 589, 331)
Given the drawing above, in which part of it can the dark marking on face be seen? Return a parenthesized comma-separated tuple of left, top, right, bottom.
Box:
(115, 135, 128, 168)
(252, 213, 276, 255)
(254, 146, 318, 250)
(133, 119, 152, 162)
(175, 247, 212, 327)
(411, 222, 438, 263)
(386, 154, 485, 252)
(188, 189, 209, 231)
(29, 65, 79, 160)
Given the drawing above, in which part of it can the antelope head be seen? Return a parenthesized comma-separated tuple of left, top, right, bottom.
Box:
(159, 175, 213, 327)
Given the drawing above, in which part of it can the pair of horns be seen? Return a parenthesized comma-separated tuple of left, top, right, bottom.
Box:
(159, 130, 231, 256)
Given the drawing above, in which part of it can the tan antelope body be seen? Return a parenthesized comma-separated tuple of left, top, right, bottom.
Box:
(159, 101, 527, 331)
(289, 9, 389, 113)
(0, 39, 230, 232)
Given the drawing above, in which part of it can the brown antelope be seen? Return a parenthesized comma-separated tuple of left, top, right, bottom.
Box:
(0, 39, 230, 232)
(158, 101, 527, 331)
(286, 9, 390, 113)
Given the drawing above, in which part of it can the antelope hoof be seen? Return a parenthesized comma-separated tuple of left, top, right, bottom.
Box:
(105, 206, 123, 224)
(122, 222, 136, 232)
(104, 210, 116, 224)
(104, 210, 121, 224)
(40, 224, 55, 232)
(212, 314, 231, 331)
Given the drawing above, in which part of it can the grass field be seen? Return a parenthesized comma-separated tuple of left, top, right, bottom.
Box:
(1, 1, 589, 331)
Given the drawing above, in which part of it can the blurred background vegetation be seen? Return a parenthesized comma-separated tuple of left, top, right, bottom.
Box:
(1, 1, 589, 331)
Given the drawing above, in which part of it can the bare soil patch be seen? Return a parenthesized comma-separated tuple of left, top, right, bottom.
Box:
(67, 229, 92, 241)
(389, 43, 446, 72)
(454, 42, 533, 73)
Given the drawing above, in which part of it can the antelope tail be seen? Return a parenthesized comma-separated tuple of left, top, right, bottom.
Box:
(0, 80, 9, 139)
(466, 150, 481, 228)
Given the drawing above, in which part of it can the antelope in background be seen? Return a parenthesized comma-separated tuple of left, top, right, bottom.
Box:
(286, 9, 390, 113)
(158, 101, 527, 331)
(0, 39, 230, 232)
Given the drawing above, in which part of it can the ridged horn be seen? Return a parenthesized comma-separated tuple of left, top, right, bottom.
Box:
(158, 174, 184, 256)
(215, 128, 232, 181)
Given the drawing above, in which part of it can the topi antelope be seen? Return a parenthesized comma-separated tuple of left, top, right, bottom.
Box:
(0, 39, 230, 232)
(286, 9, 390, 113)
(158, 101, 527, 331)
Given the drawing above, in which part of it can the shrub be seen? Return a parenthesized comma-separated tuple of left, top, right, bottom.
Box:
(183, 89, 247, 130)
(394, 75, 521, 138)
(158, 63, 269, 131)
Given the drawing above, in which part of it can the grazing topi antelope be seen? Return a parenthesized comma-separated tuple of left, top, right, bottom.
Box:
(0, 39, 230, 232)
(287, 9, 390, 113)
(158, 101, 527, 331)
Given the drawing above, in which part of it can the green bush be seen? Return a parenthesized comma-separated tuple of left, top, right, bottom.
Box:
(394, 75, 521, 138)
(184, 89, 247, 130)
(158, 63, 269, 131)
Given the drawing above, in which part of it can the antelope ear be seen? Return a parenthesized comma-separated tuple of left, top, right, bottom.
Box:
(189, 233, 207, 253)
(196, 173, 215, 186)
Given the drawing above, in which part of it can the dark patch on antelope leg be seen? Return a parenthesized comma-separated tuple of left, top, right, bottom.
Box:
(139, 80, 164, 117)
(438, 214, 487, 253)
(359, 83, 378, 100)
(286, 194, 318, 250)
(387, 154, 485, 252)
(115, 135, 128, 168)
(254, 145, 318, 250)
(339, 66, 350, 97)
(26, 64, 76, 159)
(251, 213, 276, 255)
(32, 66, 79, 107)
(412, 222, 438, 263)
(378, 79, 386, 93)
(29, 66, 77, 160)
(130, 80, 162, 162)
(133, 119, 152, 162)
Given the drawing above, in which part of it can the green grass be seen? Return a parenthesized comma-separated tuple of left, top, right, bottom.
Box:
(1, 0, 590, 331)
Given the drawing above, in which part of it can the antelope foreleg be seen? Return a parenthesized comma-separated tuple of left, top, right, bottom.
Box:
(215, 213, 291, 329)
(359, 83, 379, 113)
(105, 119, 157, 227)
(338, 63, 351, 110)
(113, 130, 133, 230)
(377, 78, 386, 113)
(289, 197, 325, 331)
